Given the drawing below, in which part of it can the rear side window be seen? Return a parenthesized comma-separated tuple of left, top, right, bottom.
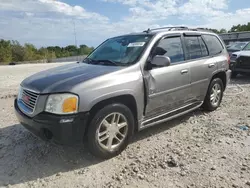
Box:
(202, 35, 224, 55)
(184, 36, 208, 60)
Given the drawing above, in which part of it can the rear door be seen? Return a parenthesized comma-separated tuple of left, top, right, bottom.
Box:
(184, 35, 212, 101)
(185, 34, 224, 101)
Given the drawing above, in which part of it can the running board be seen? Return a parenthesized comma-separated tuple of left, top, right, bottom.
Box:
(140, 102, 203, 130)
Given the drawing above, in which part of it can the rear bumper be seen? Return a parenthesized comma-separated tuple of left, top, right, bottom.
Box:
(14, 99, 89, 145)
(226, 69, 232, 87)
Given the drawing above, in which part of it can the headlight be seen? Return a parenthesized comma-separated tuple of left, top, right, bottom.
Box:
(45, 93, 78, 115)
(17, 86, 23, 100)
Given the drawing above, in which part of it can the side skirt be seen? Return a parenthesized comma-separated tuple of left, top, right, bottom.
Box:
(139, 102, 203, 130)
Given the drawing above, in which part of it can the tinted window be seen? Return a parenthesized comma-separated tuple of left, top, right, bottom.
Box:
(228, 42, 248, 50)
(185, 36, 204, 60)
(87, 35, 152, 66)
(243, 42, 250, 51)
(202, 35, 223, 55)
(152, 37, 184, 64)
(198, 37, 209, 56)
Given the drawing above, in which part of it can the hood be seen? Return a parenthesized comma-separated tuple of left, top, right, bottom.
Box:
(21, 63, 123, 93)
(232, 50, 250, 57)
(227, 48, 240, 53)
(227, 49, 240, 56)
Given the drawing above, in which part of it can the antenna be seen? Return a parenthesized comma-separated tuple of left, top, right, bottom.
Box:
(73, 20, 77, 47)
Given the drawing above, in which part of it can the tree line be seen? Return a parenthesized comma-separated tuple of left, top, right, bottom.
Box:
(205, 22, 250, 34)
(1, 22, 250, 64)
(0, 40, 94, 64)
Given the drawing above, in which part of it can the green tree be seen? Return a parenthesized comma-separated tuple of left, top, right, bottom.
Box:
(0, 38, 94, 63)
(219, 28, 227, 33)
(229, 22, 250, 32)
(0, 40, 12, 63)
(11, 40, 25, 62)
(79, 44, 94, 55)
(23, 43, 37, 61)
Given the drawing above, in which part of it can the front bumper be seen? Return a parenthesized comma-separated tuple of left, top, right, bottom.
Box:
(230, 58, 250, 73)
(14, 99, 89, 145)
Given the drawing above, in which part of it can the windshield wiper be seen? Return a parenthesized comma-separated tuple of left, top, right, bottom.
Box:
(82, 57, 95, 64)
(83, 58, 119, 66)
(96, 60, 119, 66)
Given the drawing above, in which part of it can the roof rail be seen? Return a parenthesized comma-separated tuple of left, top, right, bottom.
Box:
(143, 27, 215, 33)
(194, 28, 215, 33)
(143, 26, 188, 33)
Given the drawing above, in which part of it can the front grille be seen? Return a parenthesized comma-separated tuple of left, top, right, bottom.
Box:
(230, 54, 237, 61)
(236, 56, 250, 68)
(19, 88, 39, 113)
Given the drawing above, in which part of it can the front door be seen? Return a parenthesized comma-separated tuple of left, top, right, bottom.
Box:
(144, 36, 191, 118)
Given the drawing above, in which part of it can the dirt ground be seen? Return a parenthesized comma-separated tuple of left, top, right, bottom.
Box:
(0, 63, 250, 188)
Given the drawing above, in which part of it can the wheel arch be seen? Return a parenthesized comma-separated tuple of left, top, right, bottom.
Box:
(84, 94, 139, 137)
(210, 71, 227, 91)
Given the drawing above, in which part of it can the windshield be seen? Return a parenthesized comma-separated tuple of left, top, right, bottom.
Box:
(86, 35, 152, 66)
(228, 42, 247, 50)
(243, 43, 250, 51)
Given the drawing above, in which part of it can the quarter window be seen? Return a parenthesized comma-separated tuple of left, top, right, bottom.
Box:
(152, 37, 185, 64)
(202, 35, 223, 55)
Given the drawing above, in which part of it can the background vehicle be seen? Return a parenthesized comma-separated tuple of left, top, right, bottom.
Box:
(230, 42, 250, 78)
(227, 41, 250, 56)
(15, 27, 231, 159)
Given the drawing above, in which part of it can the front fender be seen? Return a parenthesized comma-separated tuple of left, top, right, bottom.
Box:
(87, 89, 137, 111)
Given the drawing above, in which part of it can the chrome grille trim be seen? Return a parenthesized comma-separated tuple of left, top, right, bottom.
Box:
(18, 88, 39, 114)
(230, 54, 237, 61)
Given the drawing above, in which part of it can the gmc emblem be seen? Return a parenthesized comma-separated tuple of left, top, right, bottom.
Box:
(23, 95, 30, 103)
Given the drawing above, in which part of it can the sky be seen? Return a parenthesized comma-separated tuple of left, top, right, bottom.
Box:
(0, 0, 250, 47)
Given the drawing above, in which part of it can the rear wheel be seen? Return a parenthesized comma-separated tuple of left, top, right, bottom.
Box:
(87, 103, 134, 159)
(203, 78, 224, 111)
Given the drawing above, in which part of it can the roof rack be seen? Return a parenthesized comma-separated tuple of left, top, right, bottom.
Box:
(195, 28, 215, 32)
(143, 26, 188, 33)
(143, 27, 215, 33)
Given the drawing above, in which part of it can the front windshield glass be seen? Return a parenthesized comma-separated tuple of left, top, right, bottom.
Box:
(243, 43, 250, 51)
(228, 42, 247, 50)
(86, 35, 152, 66)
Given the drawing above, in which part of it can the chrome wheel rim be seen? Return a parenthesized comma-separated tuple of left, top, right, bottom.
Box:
(210, 83, 222, 106)
(97, 113, 128, 151)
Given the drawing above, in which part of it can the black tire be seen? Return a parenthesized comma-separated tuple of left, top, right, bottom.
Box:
(202, 78, 224, 111)
(231, 71, 238, 78)
(87, 103, 134, 159)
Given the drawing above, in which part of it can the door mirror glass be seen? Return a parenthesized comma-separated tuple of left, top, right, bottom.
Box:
(151, 55, 171, 68)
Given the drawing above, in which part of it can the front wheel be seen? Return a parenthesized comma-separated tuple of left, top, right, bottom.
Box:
(202, 78, 224, 111)
(87, 103, 134, 159)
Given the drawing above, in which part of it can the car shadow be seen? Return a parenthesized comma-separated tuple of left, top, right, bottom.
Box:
(231, 74, 250, 86)
(0, 109, 203, 186)
(0, 124, 102, 186)
(133, 109, 203, 142)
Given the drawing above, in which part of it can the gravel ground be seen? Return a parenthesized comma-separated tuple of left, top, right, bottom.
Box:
(0, 63, 250, 188)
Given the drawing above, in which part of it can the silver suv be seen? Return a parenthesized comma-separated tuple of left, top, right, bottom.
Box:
(14, 27, 231, 158)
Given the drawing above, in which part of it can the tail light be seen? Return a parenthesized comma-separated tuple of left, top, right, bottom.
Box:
(227, 54, 230, 64)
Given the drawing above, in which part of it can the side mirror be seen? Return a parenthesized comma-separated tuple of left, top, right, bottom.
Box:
(151, 55, 171, 68)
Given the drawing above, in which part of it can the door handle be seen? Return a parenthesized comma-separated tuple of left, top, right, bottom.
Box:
(208, 63, 215, 68)
(181, 69, 188, 74)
